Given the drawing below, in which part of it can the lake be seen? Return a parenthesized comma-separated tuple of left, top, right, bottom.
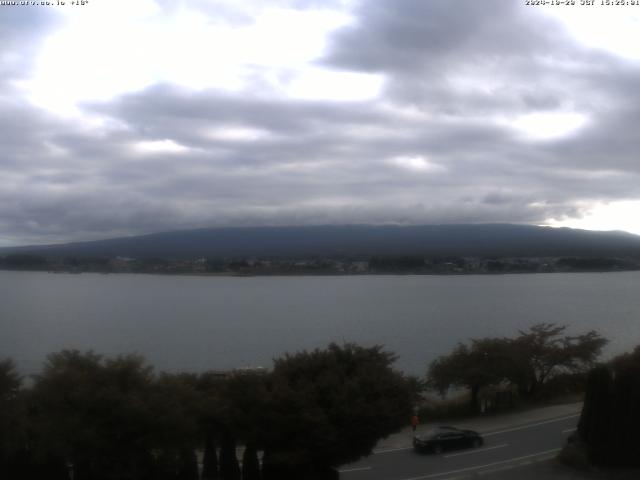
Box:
(1, 270, 639, 376)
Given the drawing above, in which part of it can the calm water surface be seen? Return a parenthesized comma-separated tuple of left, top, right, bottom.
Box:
(1, 271, 639, 375)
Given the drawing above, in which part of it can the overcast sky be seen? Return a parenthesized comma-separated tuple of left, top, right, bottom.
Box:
(2, 0, 640, 246)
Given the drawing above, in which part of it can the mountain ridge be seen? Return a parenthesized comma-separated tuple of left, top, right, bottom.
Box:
(3, 224, 640, 259)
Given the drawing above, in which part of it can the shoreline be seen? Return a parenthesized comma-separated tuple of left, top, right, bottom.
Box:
(2, 268, 640, 278)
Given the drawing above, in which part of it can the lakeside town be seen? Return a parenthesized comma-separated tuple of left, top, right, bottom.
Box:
(2, 253, 640, 275)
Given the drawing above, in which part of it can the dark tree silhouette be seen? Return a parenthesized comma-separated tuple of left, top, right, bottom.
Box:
(3, 343, 415, 479)
(202, 431, 219, 479)
(428, 338, 511, 413)
(577, 346, 640, 466)
(242, 443, 261, 480)
(427, 324, 607, 412)
(0, 359, 27, 479)
(510, 323, 607, 397)
(31, 351, 159, 480)
(177, 447, 199, 480)
(260, 343, 412, 478)
(219, 429, 241, 480)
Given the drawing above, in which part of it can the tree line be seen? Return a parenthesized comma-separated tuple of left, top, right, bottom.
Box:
(0, 324, 612, 479)
(0, 344, 414, 480)
(426, 323, 608, 413)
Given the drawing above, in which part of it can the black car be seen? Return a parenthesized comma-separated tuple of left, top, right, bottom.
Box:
(413, 426, 484, 454)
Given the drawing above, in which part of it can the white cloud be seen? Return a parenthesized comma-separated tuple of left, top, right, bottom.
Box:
(390, 155, 444, 173)
(509, 112, 588, 141)
(284, 67, 383, 101)
(23, 1, 354, 115)
(546, 200, 640, 236)
(134, 139, 191, 154)
(543, 5, 640, 60)
(205, 126, 273, 141)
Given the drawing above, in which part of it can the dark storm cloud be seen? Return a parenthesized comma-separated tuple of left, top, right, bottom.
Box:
(324, 1, 640, 188)
(1, 0, 640, 245)
(324, 0, 562, 74)
(323, 0, 636, 121)
(79, 82, 619, 231)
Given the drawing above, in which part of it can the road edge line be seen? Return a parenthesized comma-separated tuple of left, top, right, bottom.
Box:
(482, 413, 580, 437)
(398, 448, 562, 480)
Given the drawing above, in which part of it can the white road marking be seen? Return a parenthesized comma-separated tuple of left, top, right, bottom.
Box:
(562, 427, 577, 433)
(338, 466, 372, 473)
(482, 414, 580, 437)
(478, 452, 557, 475)
(443, 444, 509, 458)
(397, 448, 562, 480)
(375, 446, 413, 454)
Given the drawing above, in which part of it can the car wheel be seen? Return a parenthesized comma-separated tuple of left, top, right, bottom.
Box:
(433, 444, 443, 454)
(472, 438, 483, 448)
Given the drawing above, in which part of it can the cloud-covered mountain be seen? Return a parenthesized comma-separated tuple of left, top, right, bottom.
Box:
(4, 224, 640, 260)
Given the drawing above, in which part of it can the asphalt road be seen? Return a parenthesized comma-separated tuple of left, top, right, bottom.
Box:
(338, 413, 579, 480)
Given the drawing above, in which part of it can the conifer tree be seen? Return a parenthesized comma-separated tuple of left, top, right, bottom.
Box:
(202, 432, 219, 479)
(177, 448, 199, 480)
(241, 442, 260, 480)
(219, 430, 241, 480)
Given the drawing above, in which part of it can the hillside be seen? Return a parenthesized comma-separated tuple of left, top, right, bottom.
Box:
(3, 224, 640, 260)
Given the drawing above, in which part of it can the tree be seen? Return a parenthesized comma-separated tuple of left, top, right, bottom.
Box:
(427, 338, 512, 413)
(201, 431, 219, 480)
(242, 443, 260, 480)
(260, 343, 412, 478)
(576, 365, 614, 465)
(576, 346, 640, 467)
(150, 372, 202, 479)
(510, 323, 607, 397)
(177, 447, 199, 480)
(0, 359, 21, 399)
(219, 429, 241, 480)
(427, 324, 608, 411)
(31, 350, 158, 480)
(217, 372, 270, 449)
(214, 372, 269, 479)
(0, 359, 25, 478)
